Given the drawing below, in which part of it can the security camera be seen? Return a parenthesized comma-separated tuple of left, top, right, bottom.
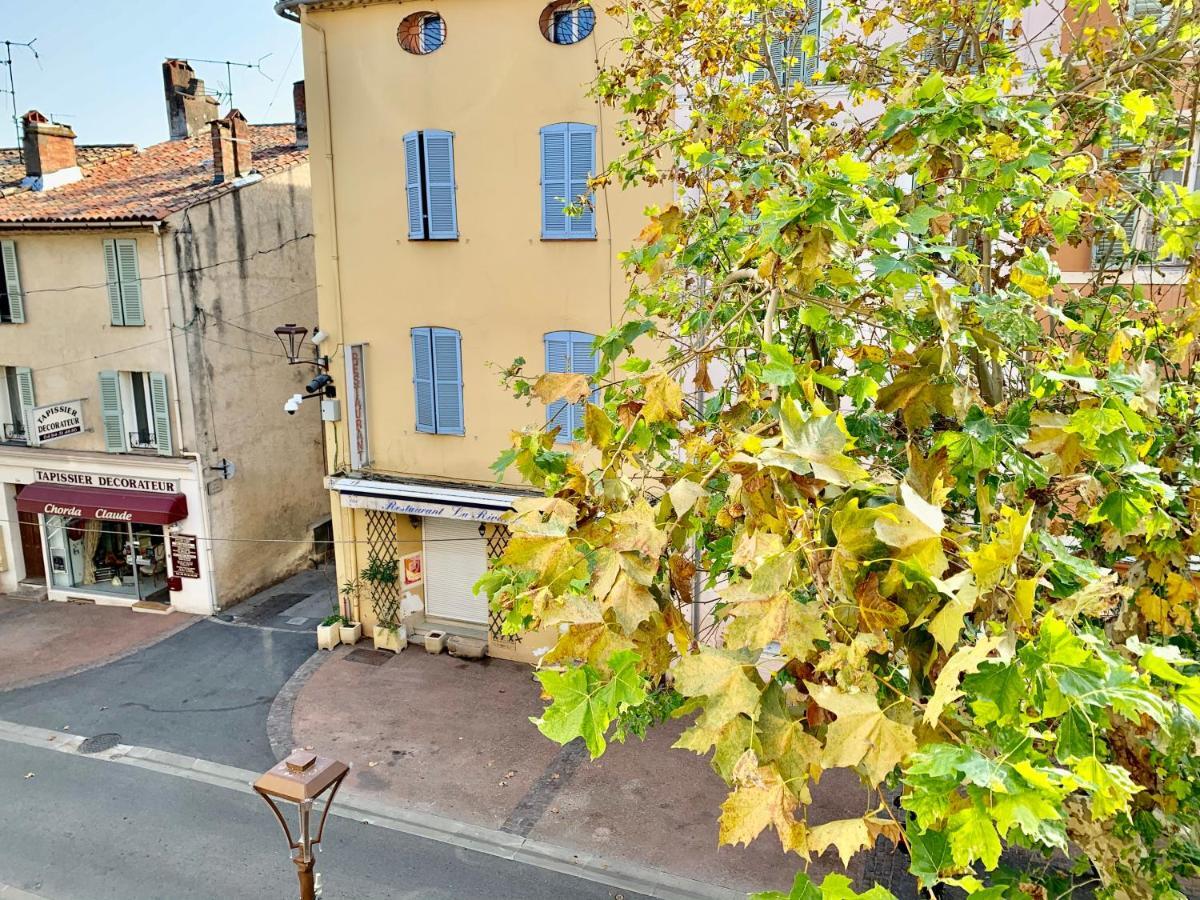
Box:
(311, 329, 329, 346)
(284, 394, 304, 415)
(306, 373, 334, 394)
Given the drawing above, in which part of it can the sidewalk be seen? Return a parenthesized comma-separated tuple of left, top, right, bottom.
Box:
(0, 595, 194, 692)
(288, 644, 877, 896)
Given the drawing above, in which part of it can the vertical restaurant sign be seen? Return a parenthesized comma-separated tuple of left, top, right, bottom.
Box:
(27, 400, 85, 446)
(345, 343, 370, 470)
(169, 533, 201, 579)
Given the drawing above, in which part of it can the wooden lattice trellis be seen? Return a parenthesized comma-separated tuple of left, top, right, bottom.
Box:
(485, 524, 518, 641)
(364, 509, 402, 626)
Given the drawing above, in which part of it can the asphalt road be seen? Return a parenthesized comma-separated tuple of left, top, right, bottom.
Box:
(0, 620, 312, 770)
(0, 740, 641, 900)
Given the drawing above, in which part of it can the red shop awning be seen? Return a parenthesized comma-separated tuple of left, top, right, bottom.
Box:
(16, 482, 188, 525)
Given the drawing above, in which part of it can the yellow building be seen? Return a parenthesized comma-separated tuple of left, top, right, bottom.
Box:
(276, 0, 664, 659)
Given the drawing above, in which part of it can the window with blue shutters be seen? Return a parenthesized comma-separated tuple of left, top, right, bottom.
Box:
(411, 327, 464, 435)
(748, 0, 822, 87)
(544, 331, 598, 441)
(403, 130, 458, 240)
(540, 123, 597, 239)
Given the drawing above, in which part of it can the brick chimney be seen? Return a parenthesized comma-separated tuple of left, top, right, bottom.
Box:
(22, 110, 82, 189)
(163, 59, 220, 141)
(211, 109, 253, 183)
(293, 81, 308, 149)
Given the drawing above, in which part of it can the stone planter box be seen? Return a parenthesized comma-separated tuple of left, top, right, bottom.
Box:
(339, 622, 362, 646)
(317, 623, 341, 650)
(373, 624, 406, 653)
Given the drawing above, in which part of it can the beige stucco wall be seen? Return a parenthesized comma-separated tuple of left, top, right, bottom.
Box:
(0, 226, 174, 449)
(163, 163, 327, 607)
(300, 0, 666, 487)
(297, 0, 667, 651)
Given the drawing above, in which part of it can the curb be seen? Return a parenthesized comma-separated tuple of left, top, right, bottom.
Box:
(266, 645, 339, 760)
(0, 717, 743, 900)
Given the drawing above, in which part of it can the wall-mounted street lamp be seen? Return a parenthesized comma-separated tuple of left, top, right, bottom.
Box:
(274, 323, 329, 370)
(275, 324, 335, 416)
(253, 750, 349, 900)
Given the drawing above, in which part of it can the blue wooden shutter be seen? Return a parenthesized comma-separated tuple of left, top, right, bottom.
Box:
(421, 15, 445, 52)
(148, 372, 173, 456)
(567, 125, 597, 237)
(115, 239, 144, 326)
(568, 333, 599, 437)
(544, 331, 572, 436)
(98, 371, 125, 452)
(411, 328, 436, 433)
(103, 240, 124, 325)
(404, 131, 426, 239)
(1, 241, 24, 323)
(799, 0, 821, 84)
(1093, 138, 1141, 268)
(14, 367, 34, 420)
(431, 327, 464, 435)
(540, 124, 569, 238)
(422, 130, 458, 239)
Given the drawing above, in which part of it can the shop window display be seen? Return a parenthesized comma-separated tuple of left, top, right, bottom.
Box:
(44, 515, 168, 602)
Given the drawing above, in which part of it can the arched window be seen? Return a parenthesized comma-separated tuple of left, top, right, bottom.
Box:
(398, 12, 446, 55)
(540, 1, 596, 45)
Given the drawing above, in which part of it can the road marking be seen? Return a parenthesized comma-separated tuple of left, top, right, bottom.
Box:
(0, 718, 740, 900)
(0, 884, 49, 899)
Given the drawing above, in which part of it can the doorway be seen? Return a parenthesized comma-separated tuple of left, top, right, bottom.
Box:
(14, 485, 45, 583)
(422, 517, 489, 624)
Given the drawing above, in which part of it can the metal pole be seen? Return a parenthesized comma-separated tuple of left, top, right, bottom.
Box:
(294, 799, 316, 900)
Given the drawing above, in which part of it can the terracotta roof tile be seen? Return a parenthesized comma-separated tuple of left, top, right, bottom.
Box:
(0, 126, 306, 224)
(0, 143, 137, 193)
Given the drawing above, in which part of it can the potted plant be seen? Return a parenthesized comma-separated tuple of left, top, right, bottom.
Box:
(338, 579, 363, 645)
(361, 558, 406, 653)
(317, 613, 342, 650)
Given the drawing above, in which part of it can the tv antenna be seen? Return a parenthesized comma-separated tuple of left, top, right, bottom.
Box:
(186, 54, 272, 112)
(0, 38, 39, 163)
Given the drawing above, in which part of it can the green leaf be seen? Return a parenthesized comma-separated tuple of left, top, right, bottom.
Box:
(907, 826, 953, 884)
(947, 800, 1002, 870)
(762, 342, 799, 386)
(532, 650, 648, 758)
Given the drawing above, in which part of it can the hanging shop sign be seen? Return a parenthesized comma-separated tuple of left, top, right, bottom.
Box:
(339, 492, 507, 523)
(33, 469, 180, 494)
(26, 400, 85, 446)
(169, 533, 201, 579)
(345, 343, 371, 470)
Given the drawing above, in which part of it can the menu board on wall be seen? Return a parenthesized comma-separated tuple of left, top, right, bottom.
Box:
(169, 533, 201, 579)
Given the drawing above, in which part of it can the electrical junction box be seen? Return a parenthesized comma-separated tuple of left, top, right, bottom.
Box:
(320, 398, 341, 422)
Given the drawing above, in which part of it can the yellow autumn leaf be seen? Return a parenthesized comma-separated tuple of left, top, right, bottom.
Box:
(923, 633, 1005, 725)
(927, 571, 980, 653)
(806, 682, 917, 786)
(674, 648, 762, 727)
(641, 372, 684, 423)
(532, 372, 592, 405)
(966, 506, 1032, 590)
(724, 591, 825, 661)
(718, 755, 809, 854)
(806, 816, 874, 866)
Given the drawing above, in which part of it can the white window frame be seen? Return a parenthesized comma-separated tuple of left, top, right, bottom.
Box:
(120, 371, 156, 451)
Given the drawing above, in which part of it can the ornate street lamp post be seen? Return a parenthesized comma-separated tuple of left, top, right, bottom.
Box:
(254, 750, 349, 900)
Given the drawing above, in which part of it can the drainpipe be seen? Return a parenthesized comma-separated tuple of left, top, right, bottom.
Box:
(295, 8, 358, 599)
(155, 222, 219, 614)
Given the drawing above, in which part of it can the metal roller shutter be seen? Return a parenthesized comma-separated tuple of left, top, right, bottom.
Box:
(422, 517, 489, 624)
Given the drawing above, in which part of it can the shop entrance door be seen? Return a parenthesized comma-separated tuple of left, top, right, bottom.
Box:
(17, 509, 45, 582)
(14, 484, 45, 582)
(130, 524, 168, 602)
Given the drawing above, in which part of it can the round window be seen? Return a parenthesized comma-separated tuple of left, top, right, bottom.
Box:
(398, 12, 446, 55)
(540, 1, 595, 45)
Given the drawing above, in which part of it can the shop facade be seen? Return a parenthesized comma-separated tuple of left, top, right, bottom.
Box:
(0, 447, 214, 614)
(327, 476, 549, 663)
